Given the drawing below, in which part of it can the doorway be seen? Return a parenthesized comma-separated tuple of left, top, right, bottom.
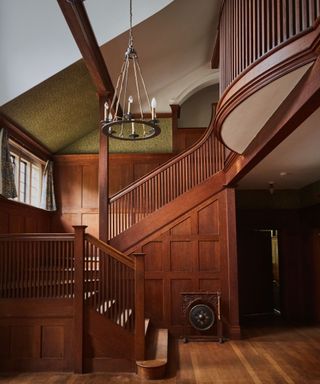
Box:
(238, 229, 281, 321)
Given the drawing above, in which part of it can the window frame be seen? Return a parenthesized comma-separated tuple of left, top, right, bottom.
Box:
(9, 140, 45, 209)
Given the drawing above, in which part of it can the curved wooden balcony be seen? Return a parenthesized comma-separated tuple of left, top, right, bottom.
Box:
(215, 0, 320, 153)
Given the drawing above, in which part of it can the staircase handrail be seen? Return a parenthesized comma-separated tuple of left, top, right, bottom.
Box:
(109, 104, 219, 203)
(85, 233, 134, 269)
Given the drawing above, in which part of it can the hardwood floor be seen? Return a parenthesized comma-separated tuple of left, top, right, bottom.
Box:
(1, 323, 320, 383)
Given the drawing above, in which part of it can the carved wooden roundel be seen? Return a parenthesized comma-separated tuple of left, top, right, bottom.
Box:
(188, 304, 215, 331)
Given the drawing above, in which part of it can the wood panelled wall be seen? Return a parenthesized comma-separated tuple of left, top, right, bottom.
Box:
(0, 197, 52, 234)
(130, 189, 239, 338)
(0, 300, 74, 371)
(52, 153, 174, 236)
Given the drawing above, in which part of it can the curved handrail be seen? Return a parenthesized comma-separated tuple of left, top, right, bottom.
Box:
(108, 104, 226, 239)
(219, 0, 320, 94)
(110, 110, 216, 201)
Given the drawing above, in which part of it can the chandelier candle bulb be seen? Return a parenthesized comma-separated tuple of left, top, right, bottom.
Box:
(128, 96, 133, 114)
(104, 102, 109, 120)
(151, 97, 157, 120)
(108, 112, 113, 121)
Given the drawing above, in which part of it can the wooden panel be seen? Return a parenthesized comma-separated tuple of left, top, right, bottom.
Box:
(53, 154, 174, 236)
(142, 241, 163, 272)
(58, 165, 82, 210)
(171, 279, 193, 325)
(129, 189, 239, 337)
(198, 200, 219, 235)
(9, 214, 25, 233)
(41, 326, 64, 358)
(170, 218, 192, 236)
(82, 164, 99, 209)
(199, 279, 221, 292)
(0, 300, 74, 372)
(0, 326, 10, 357)
(170, 241, 193, 272)
(0, 198, 52, 235)
(82, 213, 99, 238)
(199, 240, 220, 272)
(145, 279, 164, 321)
(11, 326, 39, 358)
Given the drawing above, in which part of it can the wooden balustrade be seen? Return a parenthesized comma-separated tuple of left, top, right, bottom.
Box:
(220, 0, 320, 93)
(84, 233, 138, 333)
(0, 233, 75, 299)
(108, 119, 226, 240)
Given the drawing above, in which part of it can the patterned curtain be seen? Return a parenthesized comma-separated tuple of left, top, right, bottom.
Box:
(40, 160, 57, 211)
(0, 128, 17, 199)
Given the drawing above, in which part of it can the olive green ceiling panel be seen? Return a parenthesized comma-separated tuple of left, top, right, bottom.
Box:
(1, 60, 99, 153)
(58, 118, 173, 154)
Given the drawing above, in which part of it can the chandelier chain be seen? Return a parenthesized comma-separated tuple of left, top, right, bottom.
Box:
(129, 0, 133, 47)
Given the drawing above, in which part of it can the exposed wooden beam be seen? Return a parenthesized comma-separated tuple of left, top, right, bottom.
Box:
(225, 57, 320, 186)
(57, 0, 114, 97)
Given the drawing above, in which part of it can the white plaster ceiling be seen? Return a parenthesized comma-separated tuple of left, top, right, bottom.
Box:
(221, 63, 313, 153)
(0, 0, 174, 106)
(238, 107, 320, 190)
(100, 0, 222, 113)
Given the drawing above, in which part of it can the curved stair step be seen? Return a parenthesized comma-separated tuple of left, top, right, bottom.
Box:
(136, 328, 168, 380)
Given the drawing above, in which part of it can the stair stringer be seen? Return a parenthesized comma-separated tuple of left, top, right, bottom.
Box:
(84, 307, 135, 372)
(110, 171, 226, 253)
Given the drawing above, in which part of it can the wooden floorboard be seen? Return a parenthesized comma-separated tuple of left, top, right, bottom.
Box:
(1, 324, 320, 383)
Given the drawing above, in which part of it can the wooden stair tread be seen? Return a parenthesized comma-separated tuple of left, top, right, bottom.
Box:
(136, 358, 166, 368)
(136, 327, 168, 379)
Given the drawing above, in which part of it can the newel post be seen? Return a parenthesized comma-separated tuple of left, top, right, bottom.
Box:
(73, 225, 87, 373)
(133, 252, 145, 361)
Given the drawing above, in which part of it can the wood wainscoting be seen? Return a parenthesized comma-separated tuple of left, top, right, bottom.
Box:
(0, 197, 52, 234)
(52, 153, 174, 236)
(115, 186, 240, 339)
(0, 299, 74, 372)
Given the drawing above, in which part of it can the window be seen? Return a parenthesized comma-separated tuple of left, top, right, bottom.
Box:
(9, 141, 45, 208)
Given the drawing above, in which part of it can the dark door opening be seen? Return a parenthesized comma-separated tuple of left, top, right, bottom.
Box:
(238, 229, 281, 321)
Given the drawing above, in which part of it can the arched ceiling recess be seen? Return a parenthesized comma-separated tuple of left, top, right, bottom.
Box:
(169, 68, 220, 106)
(100, 0, 222, 113)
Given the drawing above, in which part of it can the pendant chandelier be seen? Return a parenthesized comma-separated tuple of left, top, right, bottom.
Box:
(101, 0, 160, 141)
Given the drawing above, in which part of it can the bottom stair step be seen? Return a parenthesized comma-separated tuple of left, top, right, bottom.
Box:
(136, 327, 168, 380)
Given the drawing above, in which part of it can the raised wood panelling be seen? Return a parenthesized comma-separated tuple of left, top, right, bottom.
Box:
(0, 299, 74, 372)
(52, 153, 174, 236)
(137, 191, 239, 337)
(0, 197, 52, 234)
(113, 185, 239, 338)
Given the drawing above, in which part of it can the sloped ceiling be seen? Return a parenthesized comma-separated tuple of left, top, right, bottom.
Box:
(1, 60, 99, 153)
(0, 0, 221, 153)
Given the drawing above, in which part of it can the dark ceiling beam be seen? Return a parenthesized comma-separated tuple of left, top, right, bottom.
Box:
(224, 56, 320, 186)
(57, 0, 114, 97)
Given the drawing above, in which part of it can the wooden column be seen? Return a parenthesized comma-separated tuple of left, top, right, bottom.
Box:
(225, 188, 240, 339)
(170, 104, 180, 153)
(99, 95, 110, 242)
(73, 225, 87, 373)
(133, 252, 145, 361)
